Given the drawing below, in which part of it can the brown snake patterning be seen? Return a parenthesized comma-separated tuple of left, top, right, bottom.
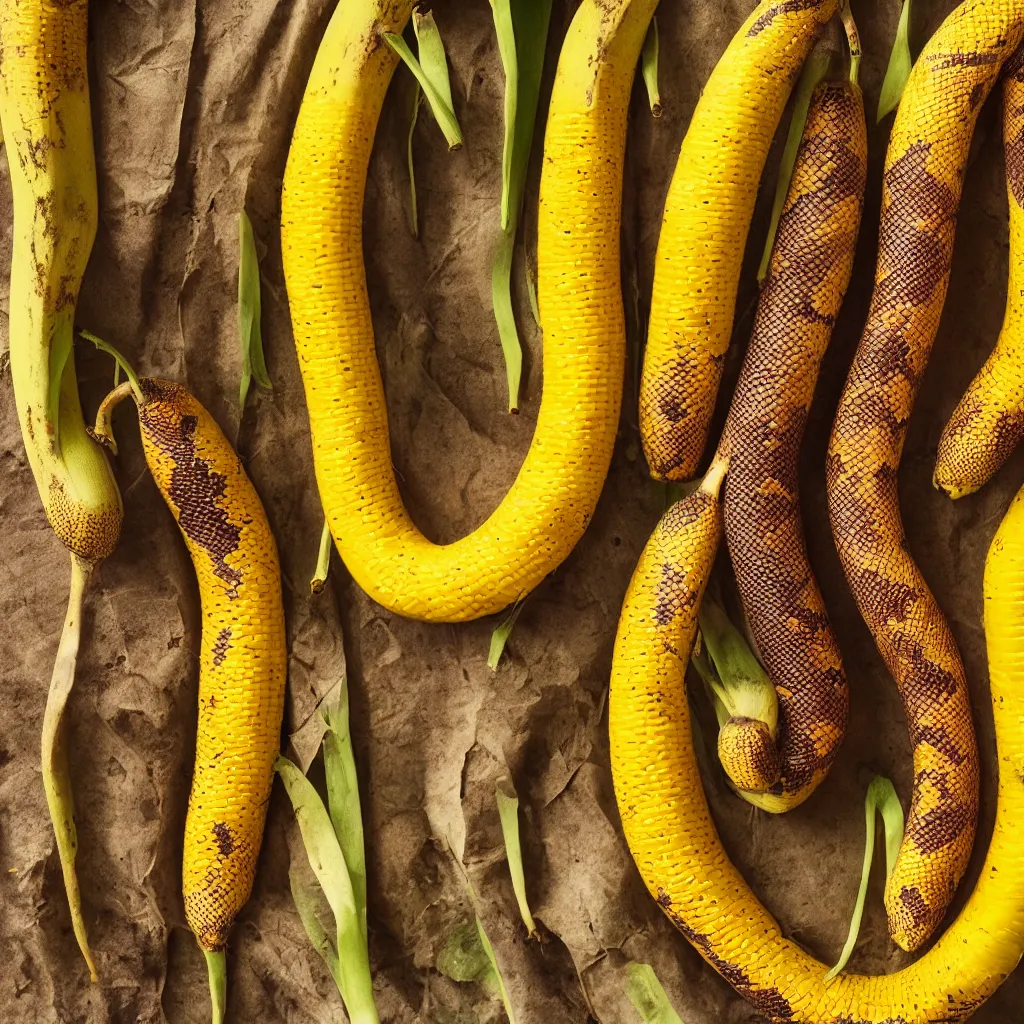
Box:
(720, 79, 866, 812)
(825, 1, 1024, 953)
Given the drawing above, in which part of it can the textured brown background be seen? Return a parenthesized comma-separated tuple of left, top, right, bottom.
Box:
(0, 0, 1021, 1021)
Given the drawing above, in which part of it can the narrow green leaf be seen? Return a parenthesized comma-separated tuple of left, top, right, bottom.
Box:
(690, 636, 730, 729)
(874, 776, 905, 880)
(407, 82, 422, 239)
(489, 0, 554, 409)
(288, 854, 344, 991)
(476, 917, 518, 1024)
(641, 17, 662, 117)
(413, 11, 456, 118)
(825, 775, 905, 981)
(47, 315, 74, 447)
(624, 963, 684, 1024)
(384, 32, 463, 150)
(238, 210, 271, 410)
(488, 599, 525, 669)
(80, 329, 144, 405)
(757, 50, 831, 283)
(323, 678, 368, 943)
(310, 519, 333, 595)
(495, 781, 537, 937)
(276, 756, 356, 927)
(878, 0, 913, 122)
(492, 230, 523, 412)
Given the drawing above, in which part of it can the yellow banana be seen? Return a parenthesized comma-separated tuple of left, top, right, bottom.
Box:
(96, 378, 286, 1023)
(0, 0, 124, 979)
(640, 0, 838, 482)
(281, 0, 653, 622)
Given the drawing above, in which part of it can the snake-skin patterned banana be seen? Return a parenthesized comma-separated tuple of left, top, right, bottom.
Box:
(610, 461, 1024, 1023)
(935, 49, 1024, 498)
(718, 79, 866, 811)
(640, 0, 838, 481)
(826, 0, 1024, 953)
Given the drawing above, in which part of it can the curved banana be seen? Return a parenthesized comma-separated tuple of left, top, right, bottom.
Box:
(719, 78, 866, 811)
(0, 0, 122, 561)
(610, 459, 1024, 1024)
(826, 0, 1024, 951)
(935, 54, 1024, 498)
(639, 0, 838, 482)
(281, 0, 653, 622)
(97, 378, 286, 1017)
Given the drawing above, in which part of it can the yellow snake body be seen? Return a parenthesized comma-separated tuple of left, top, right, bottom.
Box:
(640, 0, 838, 482)
(936, 56, 1024, 497)
(281, 0, 653, 622)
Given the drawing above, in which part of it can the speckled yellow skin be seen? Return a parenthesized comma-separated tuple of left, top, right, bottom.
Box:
(610, 471, 1024, 1023)
(639, 0, 838, 482)
(827, 1, 1024, 953)
(281, 0, 653, 622)
(135, 380, 286, 952)
(0, 0, 122, 561)
(936, 61, 1024, 498)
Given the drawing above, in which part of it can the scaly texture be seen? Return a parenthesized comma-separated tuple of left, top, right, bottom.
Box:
(281, 0, 654, 622)
(935, 52, 1024, 498)
(610, 466, 1024, 1023)
(135, 379, 286, 952)
(0, 0, 122, 561)
(826, 1, 1024, 952)
(718, 80, 866, 812)
(639, 0, 838, 482)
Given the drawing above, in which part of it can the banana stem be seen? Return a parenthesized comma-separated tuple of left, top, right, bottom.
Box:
(840, 1, 862, 85)
(41, 552, 98, 981)
(92, 381, 138, 455)
(203, 948, 227, 1024)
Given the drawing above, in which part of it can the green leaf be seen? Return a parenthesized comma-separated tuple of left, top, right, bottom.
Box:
(492, 230, 524, 412)
(384, 31, 463, 150)
(436, 922, 495, 984)
(238, 210, 270, 410)
(825, 775, 905, 981)
(413, 11, 457, 119)
(488, 599, 525, 669)
(488, 0, 553, 410)
(310, 519, 333, 594)
(476, 917, 518, 1024)
(407, 82, 422, 239)
(203, 950, 227, 1024)
(495, 781, 537, 937)
(288, 854, 344, 990)
(697, 597, 778, 731)
(276, 754, 374, 1020)
(641, 17, 662, 117)
(80, 329, 144, 405)
(624, 963, 684, 1024)
(878, 0, 913, 122)
(757, 50, 831, 283)
(322, 677, 368, 943)
(47, 315, 74, 447)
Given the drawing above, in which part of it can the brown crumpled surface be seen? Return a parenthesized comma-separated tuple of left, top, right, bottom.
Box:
(1, 0, 1022, 1021)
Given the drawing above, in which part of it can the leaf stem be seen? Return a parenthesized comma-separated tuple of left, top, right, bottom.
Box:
(41, 552, 97, 981)
(383, 32, 463, 150)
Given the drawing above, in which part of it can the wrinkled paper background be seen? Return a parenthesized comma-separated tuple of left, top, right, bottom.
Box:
(1, 0, 1022, 1021)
